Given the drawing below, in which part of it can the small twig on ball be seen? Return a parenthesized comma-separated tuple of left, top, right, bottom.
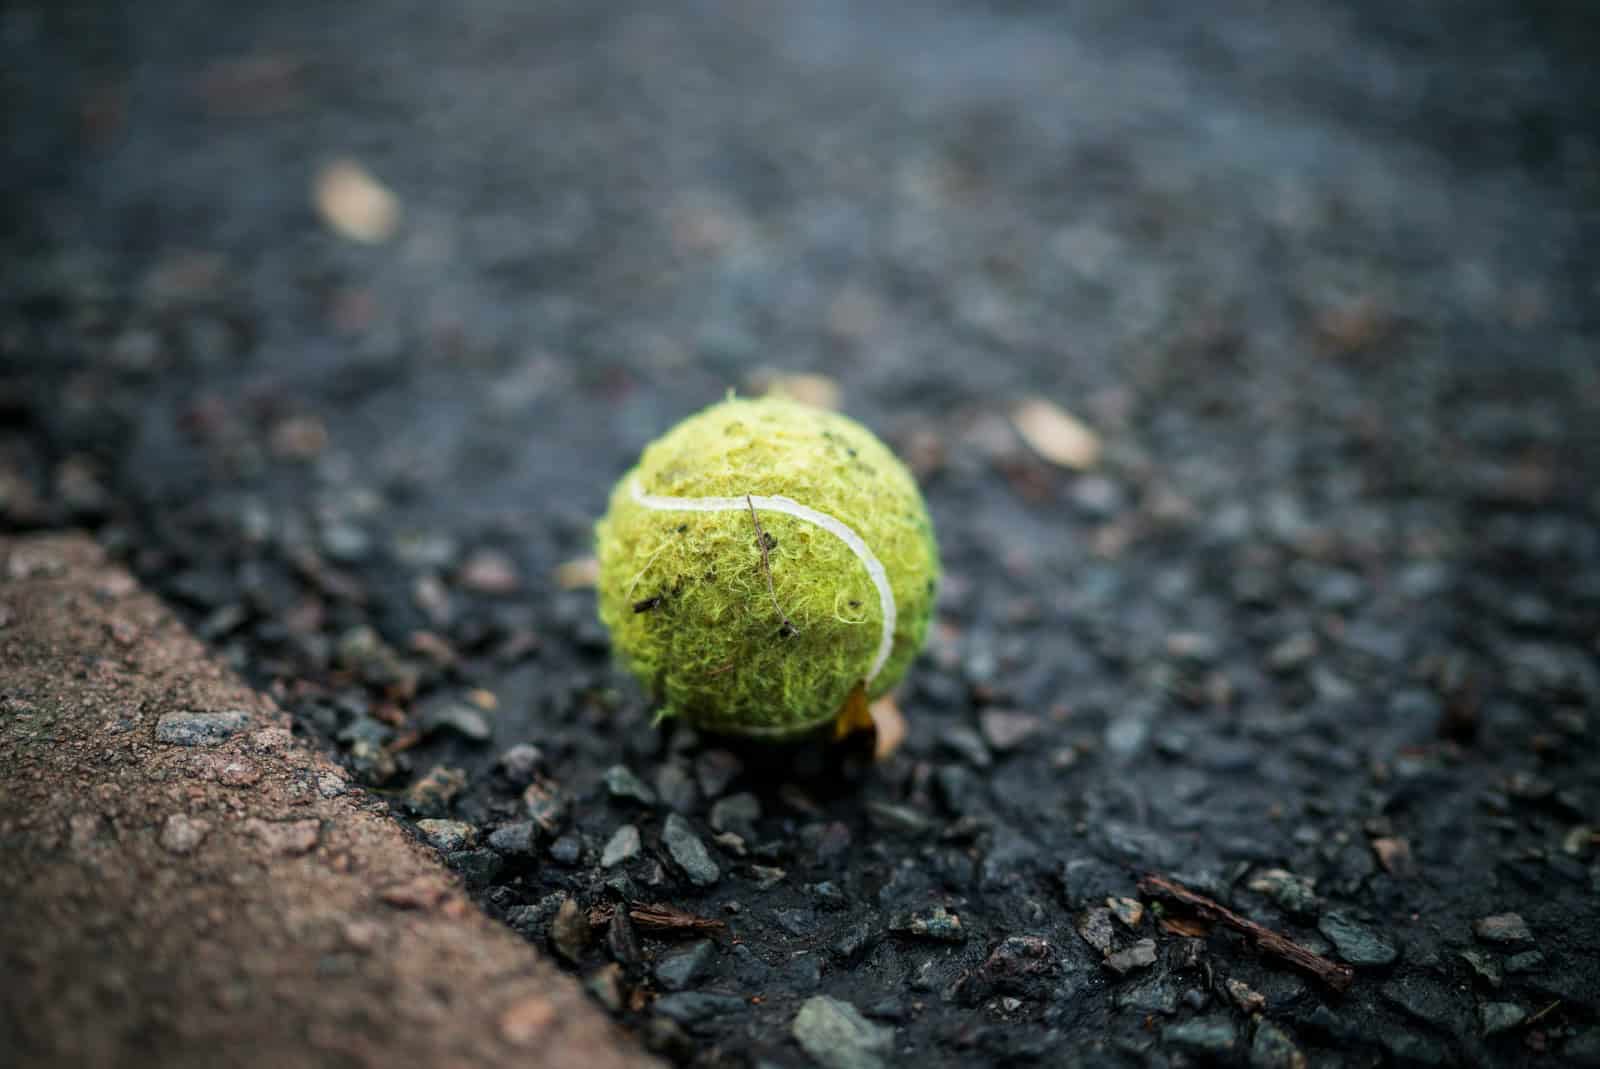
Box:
(746, 493, 799, 637)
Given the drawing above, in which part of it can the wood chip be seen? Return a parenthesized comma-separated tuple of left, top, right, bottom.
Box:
(1158, 914, 1212, 938)
(1371, 836, 1416, 877)
(586, 902, 725, 935)
(553, 556, 599, 590)
(313, 159, 400, 244)
(754, 371, 841, 410)
(1011, 398, 1101, 470)
(869, 694, 908, 762)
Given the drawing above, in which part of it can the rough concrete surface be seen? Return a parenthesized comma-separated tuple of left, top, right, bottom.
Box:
(0, 532, 660, 1069)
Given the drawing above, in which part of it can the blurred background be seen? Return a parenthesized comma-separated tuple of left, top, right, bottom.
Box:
(3, 1, 1599, 1066)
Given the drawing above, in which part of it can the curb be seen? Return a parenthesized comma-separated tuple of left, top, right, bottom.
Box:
(0, 533, 662, 1069)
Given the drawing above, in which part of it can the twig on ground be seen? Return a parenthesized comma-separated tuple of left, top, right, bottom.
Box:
(587, 902, 726, 934)
(1139, 874, 1354, 992)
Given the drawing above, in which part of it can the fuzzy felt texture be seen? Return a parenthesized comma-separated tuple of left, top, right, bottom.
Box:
(596, 397, 939, 738)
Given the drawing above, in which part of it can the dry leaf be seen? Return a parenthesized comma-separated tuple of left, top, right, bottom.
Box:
(553, 556, 599, 590)
(1158, 914, 1212, 938)
(1370, 836, 1416, 877)
(869, 694, 908, 762)
(1012, 398, 1102, 470)
(313, 159, 400, 244)
(832, 682, 874, 742)
(754, 371, 841, 411)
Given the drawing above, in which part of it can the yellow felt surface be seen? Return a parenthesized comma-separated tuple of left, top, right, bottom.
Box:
(596, 398, 939, 737)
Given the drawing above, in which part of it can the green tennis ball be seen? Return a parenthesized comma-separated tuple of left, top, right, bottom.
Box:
(596, 396, 939, 739)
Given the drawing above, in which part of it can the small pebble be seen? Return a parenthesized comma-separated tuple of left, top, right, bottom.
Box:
(603, 764, 658, 806)
(155, 710, 249, 746)
(1103, 939, 1158, 975)
(601, 824, 642, 868)
(416, 819, 477, 852)
(791, 995, 894, 1069)
(1473, 913, 1533, 946)
(662, 814, 720, 887)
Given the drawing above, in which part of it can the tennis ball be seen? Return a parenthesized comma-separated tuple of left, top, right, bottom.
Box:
(596, 396, 939, 738)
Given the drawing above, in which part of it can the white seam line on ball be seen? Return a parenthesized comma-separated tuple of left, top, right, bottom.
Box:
(631, 479, 897, 683)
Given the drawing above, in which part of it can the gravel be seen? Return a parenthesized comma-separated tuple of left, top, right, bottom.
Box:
(1317, 911, 1400, 968)
(661, 815, 720, 889)
(600, 824, 642, 869)
(155, 710, 250, 747)
(791, 996, 894, 1069)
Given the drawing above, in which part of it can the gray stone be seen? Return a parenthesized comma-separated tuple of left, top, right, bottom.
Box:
(1505, 949, 1544, 973)
(406, 764, 467, 812)
(495, 743, 544, 784)
(662, 814, 720, 887)
(445, 848, 502, 885)
(939, 726, 992, 768)
(865, 802, 933, 837)
(654, 940, 716, 991)
(1459, 948, 1502, 988)
(977, 935, 1054, 991)
(694, 749, 743, 798)
(892, 905, 964, 942)
(1379, 1030, 1449, 1066)
(831, 919, 879, 962)
(418, 699, 491, 742)
(979, 709, 1042, 752)
(1567, 1030, 1600, 1067)
(505, 893, 565, 938)
(155, 709, 249, 746)
(601, 824, 642, 868)
(1249, 1020, 1306, 1069)
(415, 819, 476, 851)
(791, 996, 894, 1069)
(547, 834, 582, 865)
(709, 793, 761, 840)
(549, 897, 588, 964)
(586, 963, 625, 1013)
(521, 781, 567, 834)
(1480, 1001, 1526, 1036)
(775, 908, 814, 937)
(1474, 913, 1533, 946)
(781, 953, 822, 991)
(1114, 973, 1180, 1015)
(1164, 1017, 1237, 1057)
(1247, 868, 1318, 917)
(1076, 908, 1116, 956)
(654, 992, 746, 1029)
(1317, 910, 1398, 966)
(1103, 938, 1157, 975)
(486, 822, 537, 855)
(603, 764, 657, 805)
(1381, 977, 1469, 1032)
(654, 761, 698, 813)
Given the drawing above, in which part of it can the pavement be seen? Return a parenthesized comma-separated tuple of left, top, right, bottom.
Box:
(3, 2, 1599, 1067)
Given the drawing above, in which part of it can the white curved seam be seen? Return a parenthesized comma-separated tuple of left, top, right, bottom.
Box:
(631, 479, 897, 683)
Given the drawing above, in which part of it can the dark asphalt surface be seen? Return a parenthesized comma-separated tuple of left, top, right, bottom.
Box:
(5, 2, 1600, 1066)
